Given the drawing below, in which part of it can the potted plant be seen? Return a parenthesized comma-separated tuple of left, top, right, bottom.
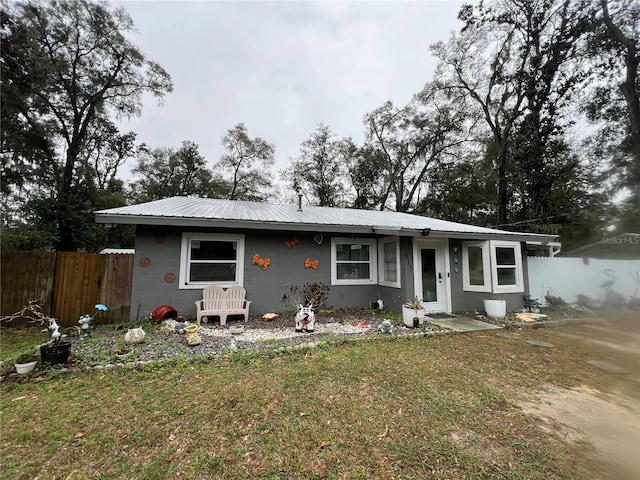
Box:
(15, 351, 39, 375)
(1, 300, 73, 365)
(483, 295, 507, 319)
(402, 297, 425, 327)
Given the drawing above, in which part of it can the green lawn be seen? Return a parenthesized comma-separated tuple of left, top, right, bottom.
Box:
(1, 317, 637, 479)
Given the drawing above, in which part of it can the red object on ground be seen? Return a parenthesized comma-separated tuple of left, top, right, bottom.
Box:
(152, 305, 178, 323)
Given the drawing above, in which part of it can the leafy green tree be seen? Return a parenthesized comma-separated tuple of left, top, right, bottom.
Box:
(0, 0, 172, 251)
(431, 0, 591, 226)
(216, 123, 275, 202)
(583, 0, 640, 232)
(287, 124, 347, 207)
(364, 87, 467, 213)
(417, 154, 495, 225)
(129, 141, 226, 202)
(343, 142, 387, 210)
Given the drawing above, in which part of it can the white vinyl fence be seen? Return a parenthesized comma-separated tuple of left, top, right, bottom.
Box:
(527, 257, 640, 305)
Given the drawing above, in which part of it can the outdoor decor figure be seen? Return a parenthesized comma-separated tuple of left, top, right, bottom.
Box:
(295, 304, 316, 333)
(379, 319, 393, 334)
(78, 304, 109, 340)
(184, 323, 202, 346)
(125, 327, 146, 345)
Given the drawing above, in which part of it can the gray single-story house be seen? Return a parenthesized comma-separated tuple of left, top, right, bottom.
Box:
(95, 196, 558, 320)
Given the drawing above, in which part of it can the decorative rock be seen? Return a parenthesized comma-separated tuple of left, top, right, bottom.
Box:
(497, 333, 520, 339)
(586, 360, 629, 374)
(527, 340, 555, 348)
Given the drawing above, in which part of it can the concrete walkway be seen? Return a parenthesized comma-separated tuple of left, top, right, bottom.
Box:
(425, 315, 502, 332)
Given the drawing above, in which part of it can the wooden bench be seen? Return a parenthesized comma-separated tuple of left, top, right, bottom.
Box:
(195, 285, 252, 326)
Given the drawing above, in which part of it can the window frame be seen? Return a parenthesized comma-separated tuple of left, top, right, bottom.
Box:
(489, 240, 524, 293)
(378, 236, 401, 288)
(462, 241, 491, 292)
(179, 233, 245, 289)
(331, 237, 377, 286)
(462, 240, 524, 294)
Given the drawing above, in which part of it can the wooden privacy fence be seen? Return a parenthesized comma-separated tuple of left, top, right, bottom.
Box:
(1, 251, 134, 326)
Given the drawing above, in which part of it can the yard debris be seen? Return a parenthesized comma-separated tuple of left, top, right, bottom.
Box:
(516, 313, 546, 323)
(262, 313, 278, 320)
(377, 424, 389, 439)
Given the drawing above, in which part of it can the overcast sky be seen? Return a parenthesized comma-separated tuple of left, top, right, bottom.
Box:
(113, 0, 466, 178)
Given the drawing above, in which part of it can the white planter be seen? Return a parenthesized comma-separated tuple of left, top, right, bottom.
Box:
(15, 361, 37, 375)
(402, 305, 425, 327)
(115, 350, 133, 361)
(483, 299, 507, 319)
(229, 325, 244, 335)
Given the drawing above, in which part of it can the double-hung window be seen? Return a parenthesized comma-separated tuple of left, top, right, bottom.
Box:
(462, 240, 523, 293)
(179, 233, 244, 288)
(490, 241, 524, 293)
(378, 236, 400, 288)
(331, 237, 377, 285)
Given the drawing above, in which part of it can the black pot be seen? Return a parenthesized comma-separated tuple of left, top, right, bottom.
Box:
(40, 341, 72, 365)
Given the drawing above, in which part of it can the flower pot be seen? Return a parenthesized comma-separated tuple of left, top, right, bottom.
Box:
(229, 325, 244, 335)
(483, 299, 507, 319)
(115, 350, 133, 361)
(40, 341, 71, 365)
(402, 305, 425, 327)
(15, 360, 37, 374)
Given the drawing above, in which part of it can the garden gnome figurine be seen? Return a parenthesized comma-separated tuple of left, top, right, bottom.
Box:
(295, 304, 316, 333)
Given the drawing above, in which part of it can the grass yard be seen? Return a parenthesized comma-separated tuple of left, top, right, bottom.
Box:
(1, 314, 638, 479)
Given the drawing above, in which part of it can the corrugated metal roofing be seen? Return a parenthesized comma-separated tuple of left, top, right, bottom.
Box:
(95, 196, 557, 241)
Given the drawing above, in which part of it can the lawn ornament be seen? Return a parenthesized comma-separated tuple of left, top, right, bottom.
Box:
(379, 319, 393, 334)
(295, 304, 315, 333)
(78, 304, 108, 340)
(184, 323, 202, 346)
(49, 318, 62, 343)
(125, 327, 146, 345)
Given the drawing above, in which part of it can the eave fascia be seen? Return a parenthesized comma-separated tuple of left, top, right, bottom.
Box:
(95, 214, 558, 243)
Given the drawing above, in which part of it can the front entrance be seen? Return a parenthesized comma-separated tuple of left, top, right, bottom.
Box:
(413, 239, 449, 312)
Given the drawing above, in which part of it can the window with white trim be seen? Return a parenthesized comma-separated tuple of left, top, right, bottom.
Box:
(331, 237, 377, 285)
(179, 233, 244, 289)
(462, 242, 491, 292)
(378, 236, 400, 288)
(490, 240, 524, 293)
(462, 240, 524, 293)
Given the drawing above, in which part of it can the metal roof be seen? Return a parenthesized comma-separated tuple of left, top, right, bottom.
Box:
(95, 197, 558, 242)
(99, 248, 135, 255)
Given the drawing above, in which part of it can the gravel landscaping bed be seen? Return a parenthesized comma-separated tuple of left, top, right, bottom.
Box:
(67, 309, 448, 369)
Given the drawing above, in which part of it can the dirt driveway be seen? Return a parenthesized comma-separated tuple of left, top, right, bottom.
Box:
(518, 313, 640, 480)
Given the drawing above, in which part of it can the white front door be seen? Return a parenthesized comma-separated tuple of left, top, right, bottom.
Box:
(413, 239, 449, 312)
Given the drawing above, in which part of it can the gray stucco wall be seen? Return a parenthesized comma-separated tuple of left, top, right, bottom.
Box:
(129, 226, 531, 320)
(130, 226, 401, 320)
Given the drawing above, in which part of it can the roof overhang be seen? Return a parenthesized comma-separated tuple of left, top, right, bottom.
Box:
(95, 213, 558, 243)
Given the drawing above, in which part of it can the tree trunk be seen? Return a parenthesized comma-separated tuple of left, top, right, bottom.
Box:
(496, 139, 509, 227)
(601, 0, 640, 215)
